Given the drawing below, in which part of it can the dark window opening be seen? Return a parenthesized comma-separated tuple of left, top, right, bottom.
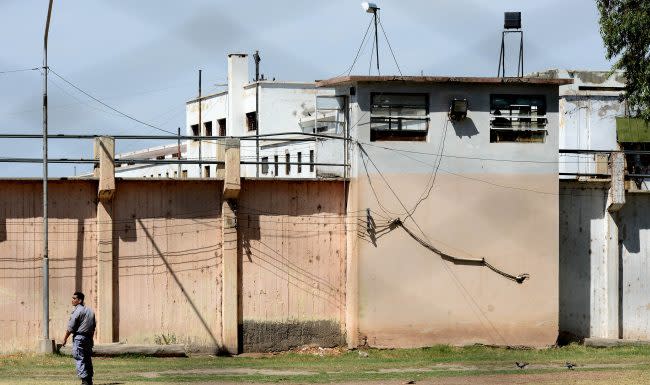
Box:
(191, 124, 199, 140)
(204, 121, 212, 137)
(285, 153, 291, 175)
(622, 143, 650, 176)
(310, 150, 314, 172)
(261, 157, 269, 174)
(246, 112, 257, 131)
(172, 152, 180, 158)
(490, 94, 547, 143)
(297, 152, 302, 173)
(274, 155, 279, 176)
(218, 118, 227, 136)
(204, 166, 210, 178)
(490, 130, 546, 143)
(370, 93, 429, 142)
(156, 155, 165, 160)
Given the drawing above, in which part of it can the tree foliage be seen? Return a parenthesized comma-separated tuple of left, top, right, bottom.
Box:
(597, 0, 650, 120)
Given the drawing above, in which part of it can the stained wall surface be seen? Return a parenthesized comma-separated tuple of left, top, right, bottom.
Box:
(237, 180, 347, 351)
(347, 81, 561, 347)
(0, 181, 97, 353)
(0, 179, 347, 353)
(112, 180, 223, 349)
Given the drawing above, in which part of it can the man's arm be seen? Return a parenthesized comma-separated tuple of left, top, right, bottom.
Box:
(62, 307, 80, 346)
(61, 330, 72, 346)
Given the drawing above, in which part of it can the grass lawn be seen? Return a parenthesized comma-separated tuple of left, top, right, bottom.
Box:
(2, 344, 650, 384)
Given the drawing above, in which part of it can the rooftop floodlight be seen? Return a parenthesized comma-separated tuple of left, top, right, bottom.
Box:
(362, 2, 379, 13)
(504, 11, 521, 29)
(449, 99, 468, 121)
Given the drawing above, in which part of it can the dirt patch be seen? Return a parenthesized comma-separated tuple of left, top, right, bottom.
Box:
(139, 368, 315, 378)
(241, 320, 344, 352)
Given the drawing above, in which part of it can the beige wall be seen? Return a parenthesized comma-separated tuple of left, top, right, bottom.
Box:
(0, 181, 97, 352)
(237, 180, 347, 351)
(356, 173, 558, 347)
(0, 179, 347, 353)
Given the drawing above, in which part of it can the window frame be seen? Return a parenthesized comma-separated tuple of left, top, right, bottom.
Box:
(370, 92, 430, 142)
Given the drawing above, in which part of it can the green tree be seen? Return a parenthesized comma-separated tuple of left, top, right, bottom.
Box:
(597, 0, 650, 120)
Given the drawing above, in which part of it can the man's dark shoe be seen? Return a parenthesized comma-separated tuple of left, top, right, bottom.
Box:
(81, 378, 92, 385)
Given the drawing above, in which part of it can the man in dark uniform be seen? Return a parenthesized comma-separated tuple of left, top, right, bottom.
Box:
(61, 291, 96, 385)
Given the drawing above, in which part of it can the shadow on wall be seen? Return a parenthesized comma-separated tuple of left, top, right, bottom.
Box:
(558, 186, 607, 344)
(451, 117, 479, 138)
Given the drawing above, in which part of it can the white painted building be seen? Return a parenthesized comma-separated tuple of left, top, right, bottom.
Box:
(115, 53, 347, 180)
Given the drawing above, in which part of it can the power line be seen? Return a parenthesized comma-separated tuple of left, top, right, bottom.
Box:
(0, 67, 39, 74)
(47, 67, 177, 135)
(378, 19, 403, 76)
(338, 17, 375, 77)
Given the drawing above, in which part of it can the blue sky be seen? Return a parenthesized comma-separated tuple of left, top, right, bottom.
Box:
(0, 0, 611, 177)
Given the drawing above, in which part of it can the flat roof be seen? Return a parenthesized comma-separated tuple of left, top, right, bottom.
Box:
(315, 75, 573, 88)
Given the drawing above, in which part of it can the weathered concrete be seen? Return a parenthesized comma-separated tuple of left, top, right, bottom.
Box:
(222, 199, 238, 354)
(96, 137, 116, 343)
(242, 320, 344, 352)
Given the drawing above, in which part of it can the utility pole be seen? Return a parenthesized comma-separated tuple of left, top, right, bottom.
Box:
(198, 70, 202, 177)
(254, 51, 260, 177)
(41, 0, 54, 354)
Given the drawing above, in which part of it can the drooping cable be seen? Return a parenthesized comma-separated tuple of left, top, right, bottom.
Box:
(48, 67, 177, 135)
(336, 17, 374, 77)
(0, 67, 39, 74)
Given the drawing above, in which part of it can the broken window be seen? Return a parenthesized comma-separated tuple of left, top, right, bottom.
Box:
(191, 124, 199, 140)
(490, 94, 547, 143)
(246, 112, 257, 131)
(370, 93, 429, 141)
(261, 156, 269, 174)
(300, 95, 346, 134)
(204, 121, 213, 137)
(218, 118, 227, 136)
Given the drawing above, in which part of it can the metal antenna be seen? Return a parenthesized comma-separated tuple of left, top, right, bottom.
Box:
(362, 2, 381, 75)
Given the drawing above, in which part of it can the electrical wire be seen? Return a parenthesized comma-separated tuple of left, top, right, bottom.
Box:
(48, 67, 177, 135)
(378, 19, 403, 76)
(337, 17, 375, 77)
(0, 67, 39, 74)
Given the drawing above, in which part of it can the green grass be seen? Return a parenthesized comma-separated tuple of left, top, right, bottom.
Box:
(2, 344, 650, 384)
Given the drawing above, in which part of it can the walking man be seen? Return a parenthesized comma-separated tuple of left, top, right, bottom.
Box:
(61, 291, 96, 385)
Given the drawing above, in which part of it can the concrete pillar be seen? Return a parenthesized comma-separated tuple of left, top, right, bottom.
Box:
(221, 139, 240, 354)
(594, 152, 626, 339)
(94, 137, 115, 343)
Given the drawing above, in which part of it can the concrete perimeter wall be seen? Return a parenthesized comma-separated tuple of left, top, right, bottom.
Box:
(0, 179, 346, 353)
(560, 182, 650, 340)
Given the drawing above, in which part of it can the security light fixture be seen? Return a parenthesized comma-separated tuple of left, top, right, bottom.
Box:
(449, 99, 468, 121)
(362, 2, 379, 13)
(504, 12, 521, 29)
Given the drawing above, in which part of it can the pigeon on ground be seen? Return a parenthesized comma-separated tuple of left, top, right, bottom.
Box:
(565, 362, 577, 370)
(515, 362, 529, 369)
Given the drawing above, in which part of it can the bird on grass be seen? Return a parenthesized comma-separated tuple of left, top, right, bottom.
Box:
(565, 362, 577, 370)
(515, 362, 529, 369)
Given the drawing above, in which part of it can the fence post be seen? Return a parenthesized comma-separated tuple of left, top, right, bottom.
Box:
(95, 136, 115, 343)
